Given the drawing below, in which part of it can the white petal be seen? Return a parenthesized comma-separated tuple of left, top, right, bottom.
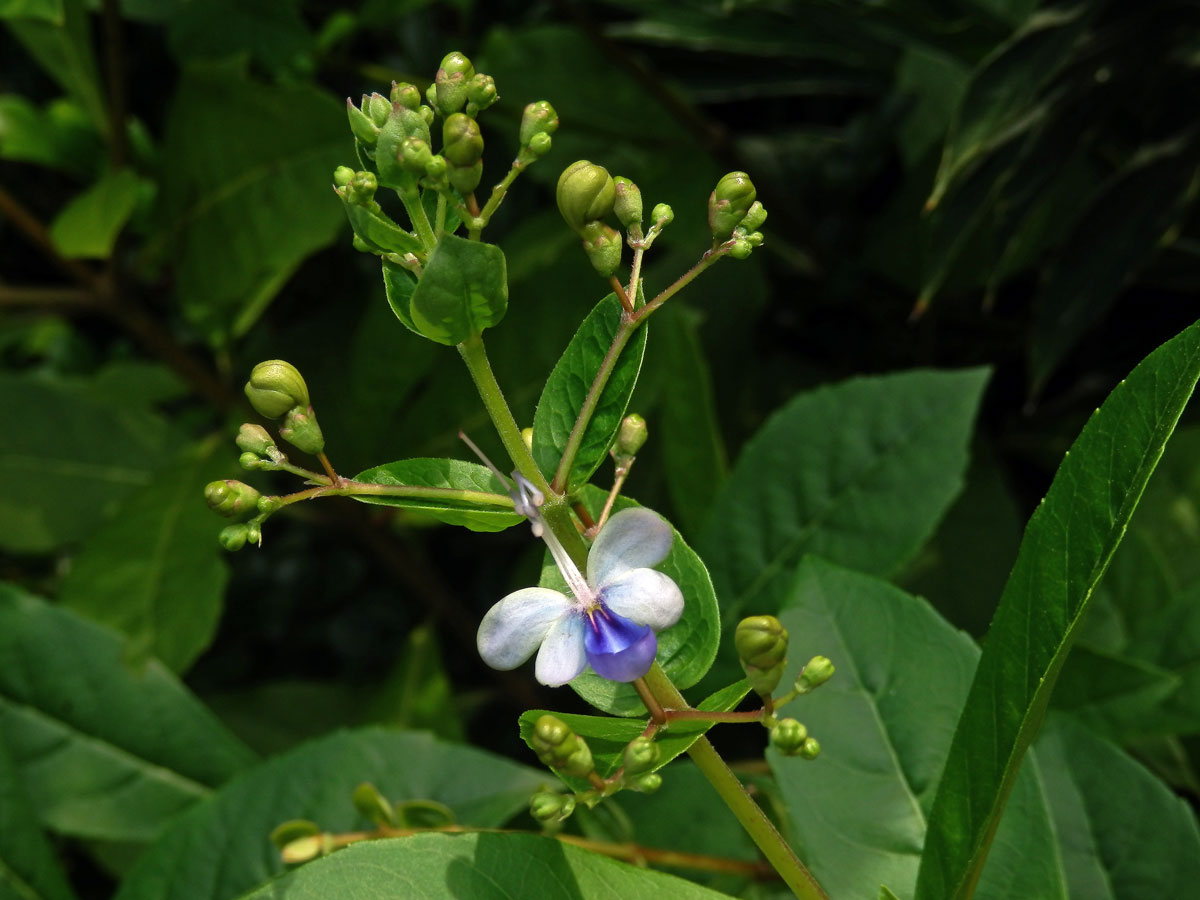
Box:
(477, 588, 572, 671)
(535, 612, 587, 686)
(599, 568, 684, 631)
(587, 507, 674, 586)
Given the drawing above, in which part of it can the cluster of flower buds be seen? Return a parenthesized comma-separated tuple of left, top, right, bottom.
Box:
(244, 360, 324, 456)
(529, 790, 576, 828)
(770, 717, 820, 759)
(621, 735, 663, 793)
(529, 714, 595, 779)
(517, 101, 558, 165)
(204, 479, 265, 550)
(735, 614, 789, 697)
(708, 171, 766, 258)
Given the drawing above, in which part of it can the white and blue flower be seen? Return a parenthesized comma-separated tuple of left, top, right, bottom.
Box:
(476, 506, 684, 686)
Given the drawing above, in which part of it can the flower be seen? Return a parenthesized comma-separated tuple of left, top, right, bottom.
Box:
(476, 505, 684, 686)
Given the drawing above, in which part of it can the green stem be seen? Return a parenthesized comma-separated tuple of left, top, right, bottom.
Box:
(271, 480, 516, 511)
(400, 185, 437, 251)
(642, 665, 827, 900)
(435, 192, 448, 238)
(632, 244, 729, 325)
(473, 162, 525, 235)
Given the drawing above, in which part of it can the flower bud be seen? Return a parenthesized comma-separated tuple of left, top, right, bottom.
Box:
(557, 160, 615, 234)
(612, 176, 642, 231)
(352, 782, 396, 827)
(390, 81, 421, 110)
(622, 736, 661, 776)
(448, 159, 483, 195)
(239, 451, 265, 471)
(729, 238, 752, 260)
(442, 113, 484, 167)
(770, 718, 808, 756)
(270, 819, 320, 850)
(279, 405, 325, 456)
(434, 51, 474, 116)
(424, 154, 448, 184)
(741, 200, 767, 232)
(708, 171, 757, 240)
(400, 136, 433, 174)
(580, 221, 622, 277)
(419, 105, 434, 127)
(736, 615, 788, 696)
(333, 165, 355, 187)
(346, 170, 378, 206)
(530, 714, 594, 778)
(218, 523, 249, 551)
(280, 835, 329, 865)
(800, 737, 821, 760)
(346, 99, 379, 144)
(530, 791, 575, 825)
(795, 656, 835, 694)
(366, 92, 390, 127)
(205, 480, 262, 518)
(245, 360, 310, 418)
(465, 73, 497, 112)
(630, 772, 662, 794)
(615, 413, 647, 457)
(236, 423, 277, 457)
(526, 132, 552, 158)
(745, 230, 764, 247)
(651, 203, 674, 227)
(519, 101, 559, 145)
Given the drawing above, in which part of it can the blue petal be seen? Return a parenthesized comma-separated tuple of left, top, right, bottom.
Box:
(477, 587, 572, 671)
(587, 507, 673, 586)
(584, 608, 658, 682)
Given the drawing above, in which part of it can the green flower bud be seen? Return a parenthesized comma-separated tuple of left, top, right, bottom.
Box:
(465, 73, 497, 112)
(245, 360, 310, 418)
(390, 81, 421, 110)
(741, 200, 767, 232)
(526, 132, 553, 158)
(442, 113, 484, 167)
(448, 159, 483, 195)
(615, 413, 647, 457)
(333, 165, 355, 187)
(236, 423, 277, 457)
(800, 737, 821, 760)
(280, 834, 329, 865)
(729, 238, 752, 260)
(580, 220, 622, 278)
(246, 521, 262, 545)
(795, 656, 835, 694)
(745, 230, 764, 247)
(346, 99, 379, 145)
(346, 170, 378, 205)
(531, 714, 574, 755)
(622, 736, 661, 776)
(424, 154, 448, 184)
(735, 616, 788, 669)
(239, 451, 265, 471)
(708, 171, 757, 240)
(205, 480, 262, 518)
(519, 101, 559, 145)
(530, 714, 594, 778)
(419, 105, 434, 127)
(218, 523, 249, 551)
(434, 51, 475, 116)
(279, 405, 325, 456)
(557, 160, 615, 233)
(352, 782, 396, 827)
(651, 203, 674, 227)
(366, 92, 391, 127)
(425, 82, 437, 108)
(400, 136, 433, 174)
(770, 718, 808, 756)
(530, 791, 575, 825)
(612, 177, 642, 230)
(269, 819, 320, 850)
(630, 772, 662, 794)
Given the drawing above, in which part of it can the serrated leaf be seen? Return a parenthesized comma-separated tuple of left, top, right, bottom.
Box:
(531, 292, 648, 491)
(408, 234, 507, 345)
(537, 489, 719, 716)
(48, 168, 142, 258)
(352, 458, 521, 532)
(113, 730, 547, 900)
(773, 558, 1065, 900)
(701, 368, 989, 620)
(58, 440, 231, 673)
(518, 680, 751, 792)
(0, 586, 256, 842)
(1037, 714, 1200, 898)
(916, 318, 1200, 900)
(238, 832, 735, 900)
(0, 736, 76, 900)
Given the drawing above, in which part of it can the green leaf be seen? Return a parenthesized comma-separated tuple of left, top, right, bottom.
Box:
(58, 439, 231, 673)
(531, 292, 648, 491)
(1030, 137, 1200, 392)
(155, 58, 346, 345)
(381, 257, 420, 334)
(0, 586, 256, 842)
(915, 319, 1200, 900)
(0, 374, 176, 553)
(238, 832, 735, 900)
(1051, 645, 1181, 739)
(927, 5, 1092, 208)
(701, 368, 989, 619)
(518, 680, 751, 792)
(48, 168, 142, 258)
(113, 730, 547, 900)
(540, 489, 720, 716)
(166, 0, 313, 74)
(338, 195, 423, 256)
(0, 94, 101, 178)
(773, 558, 1065, 900)
(1037, 714, 1200, 898)
(0, 1, 62, 21)
(352, 458, 522, 532)
(408, 234, 508, 346)
(0, 737, 77, 900)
